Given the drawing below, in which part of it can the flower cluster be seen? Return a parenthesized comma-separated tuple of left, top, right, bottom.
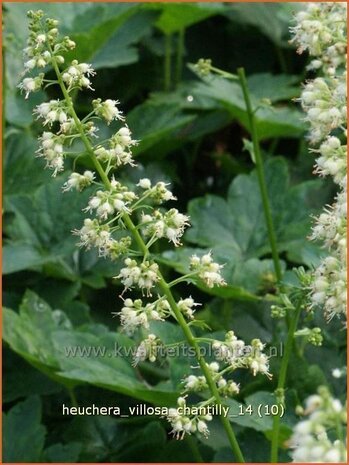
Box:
(190, 252, 226, 288)
(194, 58, 213, 76)
(19, 73, 44, 99)
(212, 331, 271, 378)
(165, 333, 271, 439)
(140, 208, 190, 246)
(166, 397, 213, 439)
(291, 2, 347, 74)
(117, 294, 200, 336)
(85, 179, 137, 219)
(73, 218, 131, 259)
(93, 98, 124, 124)
(95, 126, 137, 168)
(22, 11, 64, 75)
(62, 60, 95, 90)
(294, 327, 323, 347)
(177, 297, 200, 319)
(183, 360, 240, 397)
(289, 387, 347, 462)
(300, 76, 346, 144)
(36, 131, 65, 175)
(137, 179, 177, 203)
(314, 136, 347, 184)
(117, 297, 171, 335)
(62, 170, 95, 192)
(117, 258, 159, 296)
(292, 2, 347, 321)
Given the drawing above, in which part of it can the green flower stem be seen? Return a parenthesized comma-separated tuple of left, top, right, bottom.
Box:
(209, 66, 238, 80)
(237, 67, 283, 284)
(270, 301, 302, 463)
(175, 28, 185, 86)
(51, 52, 245, 464)
(168, 272, 200, 287)
(164, 33, 172, 92)
(334, 414, 346, 461)
(68, 387, 79, 407)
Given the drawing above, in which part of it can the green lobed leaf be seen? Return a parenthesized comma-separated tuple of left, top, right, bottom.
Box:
(226, 391, 275, 432)
(3, 132, 50, 197)
(187, 158, 320, 261)
(91, 10, 157, 70)
(52, 329, 178, 405)
(153, 3, 224, 34)
(128, 101, 195, 156)
(3, 292, 71, 374)
(247, 73, 301, 102)
(3, 350, 62, 403)
(62, 5, 151, 69)
(223, 3, 294, 47)
(190, 71, 306, 140)
(3, 242, 51, 274)
(62, 416, 120, 462)
(3, 396, 46, 462)
(162, 158, 323, 297)
(4, 291, 178, 405)
(3, 175, 119, 284)
(43, 442, 82, 463)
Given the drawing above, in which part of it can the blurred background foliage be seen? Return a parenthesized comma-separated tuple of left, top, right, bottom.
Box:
(3, 2, 345, 463)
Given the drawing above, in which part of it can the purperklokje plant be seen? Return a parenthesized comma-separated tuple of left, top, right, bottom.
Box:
(19, 10, 274, 462)
(291, 1, 347, 323)
(286, 3, 347, 463)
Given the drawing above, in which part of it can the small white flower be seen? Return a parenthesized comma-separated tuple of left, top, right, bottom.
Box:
(332, 368, 343, 379)
(133, 334, 159, 366)
(24, 58, 36, 70)
(138, 178, 152, 189)
(197, 420, 209, 437)
(18, 74, 44, 98)
(177, 297, 200, 319)
(62, 171, 95, 192)
(36, 34, 46, 44)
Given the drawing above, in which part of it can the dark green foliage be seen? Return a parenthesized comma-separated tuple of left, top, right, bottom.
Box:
(3, 3, 344, 463)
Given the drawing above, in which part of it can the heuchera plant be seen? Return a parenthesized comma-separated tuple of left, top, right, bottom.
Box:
(287, 3, 347, 462)
(192, 2, 347, 463)
(19, 10, 275, 462)
(291, 1, 347, 323)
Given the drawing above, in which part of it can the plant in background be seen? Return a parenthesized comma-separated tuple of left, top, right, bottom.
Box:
(289, 387, 346, 463)
(286, 3, 347, 462)
(17, 10, 279, 462)
(291, 1, 347, 322)
(192, 2, 347, 462)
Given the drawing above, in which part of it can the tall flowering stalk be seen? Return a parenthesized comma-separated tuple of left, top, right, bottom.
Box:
(19, 11, 275, 461)
(284, 3, 348, 463)
(291, 2, 347, 322)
